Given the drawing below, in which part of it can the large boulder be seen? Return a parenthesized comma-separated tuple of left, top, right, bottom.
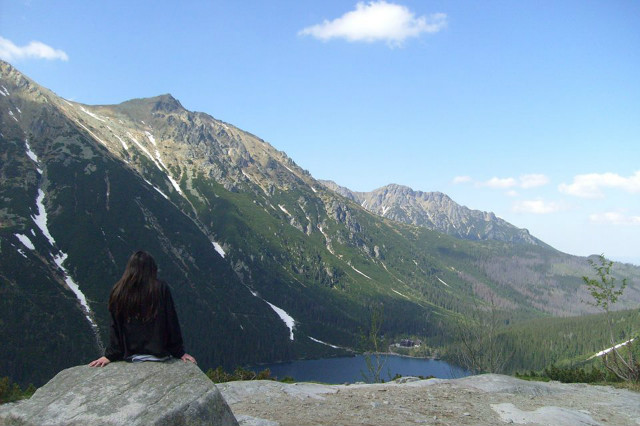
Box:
(0, 360, 238, 426)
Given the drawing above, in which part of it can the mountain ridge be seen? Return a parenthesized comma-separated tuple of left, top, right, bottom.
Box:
(320, 180, 544, 246)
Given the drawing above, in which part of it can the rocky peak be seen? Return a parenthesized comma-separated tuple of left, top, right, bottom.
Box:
(320, 181, 543, 246)
(114, 93, 185, 116)
(150, 93, 184, 112)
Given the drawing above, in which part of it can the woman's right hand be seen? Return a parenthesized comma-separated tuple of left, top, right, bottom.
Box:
(181, 353, 197, 364)
(89, 356, 111, 367)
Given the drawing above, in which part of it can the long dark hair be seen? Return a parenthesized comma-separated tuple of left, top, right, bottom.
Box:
(108, 251, 161, 322)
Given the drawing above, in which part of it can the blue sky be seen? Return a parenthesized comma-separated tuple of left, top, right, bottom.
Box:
(1, 1, 639, 264)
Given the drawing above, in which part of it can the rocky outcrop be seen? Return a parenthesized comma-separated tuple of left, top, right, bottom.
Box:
(0, 360, 238, 426)
(218, 374, 640, 426)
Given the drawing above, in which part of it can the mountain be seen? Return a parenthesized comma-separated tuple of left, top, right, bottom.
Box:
(1, 60, 639, 386)
(320, 181, 543, 245)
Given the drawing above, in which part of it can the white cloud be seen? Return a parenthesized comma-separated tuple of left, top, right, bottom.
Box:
(470, 174, 550, 190)
(482, 177, 518, 189)
(513, 199, 564, 214)
(506, 190, 519, 197)
(589, 211, 640, 226)
(453, 175, 472, 184)
(558, 171, 640, 199)
(520, 174, 550, 189)
(0, 36, 69, 62)
(299, 1, 447, 47)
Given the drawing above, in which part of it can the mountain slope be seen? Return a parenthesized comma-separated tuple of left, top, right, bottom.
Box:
(1, 60, 639, 387)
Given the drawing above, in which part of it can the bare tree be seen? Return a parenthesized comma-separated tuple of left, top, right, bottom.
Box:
(584, 254, 639, 383)
(455, 297, 511, 375)
(360, 304, 390, 383)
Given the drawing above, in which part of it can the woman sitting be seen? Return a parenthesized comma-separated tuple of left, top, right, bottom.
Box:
(90, 251, 196, 367)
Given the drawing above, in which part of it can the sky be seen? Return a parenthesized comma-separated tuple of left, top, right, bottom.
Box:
(1, 0, 639, 264)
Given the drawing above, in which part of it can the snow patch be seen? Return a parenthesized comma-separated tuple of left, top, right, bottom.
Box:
(80, 106, 106, 122)
(24, 139, 39, 163)
(265, 301, 296, 341)
(350, 265, 371, 280)
(278, 204, 291, 216)
(115, 134, 129, 151)
(75, 120, 108, 146)
(130, 132, 182, 194)
(392, 288, 411, 300)
(128, 133, 163, 170)
(0, 85, 10, 96)
(143, 178, 169, 199)
(145, 131, 157, 146)
(311, 186, 317, 193)
(154, 187, 169, 199)
(53, 252, 97, 329)
(107, 127, 129, 150)
(15, 233, 35, 250)
(32, 189, 56, 246)
(589, 338, 635, 359)
(241, 170, 254, 183)
(212, 241, 226, 258)
(435, 276, 451, 287)
(317, 225, 335, 255)
(8, 110, 18, 121)
(29, 188, 99, 333)
(246, 285, 296, 340)
(309, 336, 341, 349)
(166, 174, 183, 194)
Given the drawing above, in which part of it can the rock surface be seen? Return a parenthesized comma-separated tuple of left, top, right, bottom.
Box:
(218, 374, 640, 426)
(0, 360, 238, 426)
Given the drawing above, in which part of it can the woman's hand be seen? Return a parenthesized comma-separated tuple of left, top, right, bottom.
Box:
(89, 356, 111, 367)
(181, 353, 197, 364)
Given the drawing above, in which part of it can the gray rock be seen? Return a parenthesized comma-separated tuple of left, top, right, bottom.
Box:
(392, 376, 422, 384)
(451, 373, 564, 397)
(491, 403, 602, 426)
(0, 360, 238, 426)
(235, 415, 280, 426)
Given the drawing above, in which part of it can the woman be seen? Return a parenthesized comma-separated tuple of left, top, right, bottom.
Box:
(89, 251, 196, 367)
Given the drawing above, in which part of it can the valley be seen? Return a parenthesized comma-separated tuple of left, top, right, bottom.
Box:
(1, 59, 638, 387)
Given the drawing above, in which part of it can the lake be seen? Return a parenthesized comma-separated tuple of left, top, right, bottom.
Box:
(250, 354, 470, 384)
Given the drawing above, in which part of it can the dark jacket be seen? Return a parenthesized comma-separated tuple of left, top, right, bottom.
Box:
(104, 280, 185, 361)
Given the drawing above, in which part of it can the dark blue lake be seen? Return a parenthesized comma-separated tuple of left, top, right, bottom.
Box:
(250, 355, 470, 384)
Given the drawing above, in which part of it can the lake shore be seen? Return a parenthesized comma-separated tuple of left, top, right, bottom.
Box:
(248, 354, 468, 384)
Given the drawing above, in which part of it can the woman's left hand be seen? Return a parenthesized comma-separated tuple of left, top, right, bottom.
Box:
(181, 353, 197, 364)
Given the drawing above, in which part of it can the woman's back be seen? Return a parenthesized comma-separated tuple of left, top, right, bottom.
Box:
(89, 251, 196, 367)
